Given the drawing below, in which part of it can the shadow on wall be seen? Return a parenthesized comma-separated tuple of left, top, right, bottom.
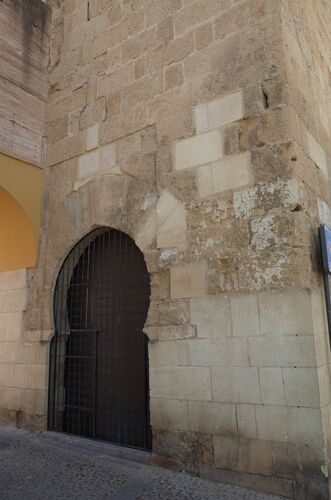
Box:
(0, 187, 36, 271)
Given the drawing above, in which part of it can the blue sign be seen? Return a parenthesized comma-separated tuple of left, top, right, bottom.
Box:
(319, 224, 331, 274)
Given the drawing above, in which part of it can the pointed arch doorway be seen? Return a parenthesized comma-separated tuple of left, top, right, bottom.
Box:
(48, 228, 152, 451)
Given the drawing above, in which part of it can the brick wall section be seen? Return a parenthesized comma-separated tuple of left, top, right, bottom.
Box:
(3, 0, 328, 497)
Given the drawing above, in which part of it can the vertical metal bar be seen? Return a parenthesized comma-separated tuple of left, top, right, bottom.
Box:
(92, 330, 99, 439)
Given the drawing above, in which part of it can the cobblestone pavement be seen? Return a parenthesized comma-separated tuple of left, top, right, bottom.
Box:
(0, 426, 284, 500)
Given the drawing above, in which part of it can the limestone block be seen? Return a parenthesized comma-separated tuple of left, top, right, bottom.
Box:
(282, 289, 314, 335)
(196, 166, 213, 198)
(86, 124, 99, 151)
(311, 289, 328, 338)
(207, 90, 244, 130)
(77, 143, 117, 181)
(194, 23, 213, 51)
(0, 388, 20, 411)
(256, 406, 323, 448)
(260, 368, 284, 405)
(15, 343, 47, 365)
(149, 340, 179, 366)
(24, 331, 41, 342)
(0, 269, 27, 291)
(188, 401, 236, 435)
(78, 149, 99, 179)
(13, 364, 30, 388)
(317, 199, 331, 226)
(121, 27, 157, 65)
(283, 367, 320, 408)
(178, 338, 249, 367)
(306, 131, 328, 177)
(0, 342, 17, 364)
(0, 312, 23, 342)
(237, 404, 257, 439)
(193, 104, 208, 134)
(156, 191, 186, 249)
(128, 9, 145, 36)
(143, 327, 158, 341)
(249, 214, 277, 252)
(233, 177, 305, 220)
(212, 153, 252, 194)
(164, 63, 183, 90)
(318, 365, 331, 408)
(97, 63, 134, 96)
(144, 325, 197, 340)
(100, 143, 118, 171)
(197, 153, 253, 198)
(148, 31, 194, 70)
(135, 210, 156, 251)
(0, 364, 14, 387)
(151, 270, 170, 300)
(157, 325, 196, 341)
(146, 0, 181, 27)
(177, 366, 212, 401)
(190, 296, 232, 338)
(170, 264, 206, 299)
(20, 388, 46, 415)
(249, 336, 316, 367)
(212, 367, 261, 404)
(158, 299, 191, 327)
(174, 0, 232, 36)
(230, 294, 259, 337)
(150, 366, 211, 401)
(150, 398, 188, 431)
(28, 364, 47, 390)
(314, 335, 329, 372)
(256, 405, 287, 442)
(259, 292, 283, 336)
(213, 436, 274, 476)
(0, 289, 27, 313)
(174, 129, 223, 171)
(150, 366, 181, 399)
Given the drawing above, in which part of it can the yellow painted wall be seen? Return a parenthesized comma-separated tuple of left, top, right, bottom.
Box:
(0, 152, 43, 238)
(0, 152, 42, 271)
(0, 187, 36, 271)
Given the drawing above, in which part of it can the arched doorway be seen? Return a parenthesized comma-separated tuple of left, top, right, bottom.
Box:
(48, 228, 152, 451)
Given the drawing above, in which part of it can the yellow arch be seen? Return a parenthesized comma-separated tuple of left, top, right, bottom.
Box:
(0, 187, 36, 271)
(0, 152, 42, 271)
(0, 152, 43, 239)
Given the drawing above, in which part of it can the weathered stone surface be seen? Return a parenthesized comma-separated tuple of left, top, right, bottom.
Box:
(174, 130, 224, 171)
(2, 0, 331, 494)
(197, 153, 253, 198)
(156, 191, 186, 249)
(212, 367, 261, 404)
(170, 264, 206, 299)
(190, 296, 232, 338)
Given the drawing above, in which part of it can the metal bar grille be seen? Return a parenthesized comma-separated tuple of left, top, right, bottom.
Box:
(48, 228, 152, 451)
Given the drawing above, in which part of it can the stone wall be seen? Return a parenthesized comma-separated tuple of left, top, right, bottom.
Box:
(0, 270, 47, 430)
(0, 0, 50, 165)
(279, 1, 331, 495)
(1, 0, 329, 498)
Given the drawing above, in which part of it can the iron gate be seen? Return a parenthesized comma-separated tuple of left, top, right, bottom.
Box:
(48, 228, 152, 451)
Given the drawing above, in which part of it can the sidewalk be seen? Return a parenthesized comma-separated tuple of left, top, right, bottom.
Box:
(0, 426, 284, 499)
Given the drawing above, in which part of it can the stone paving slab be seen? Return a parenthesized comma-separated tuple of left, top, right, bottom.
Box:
(0, 426, 285, 500)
